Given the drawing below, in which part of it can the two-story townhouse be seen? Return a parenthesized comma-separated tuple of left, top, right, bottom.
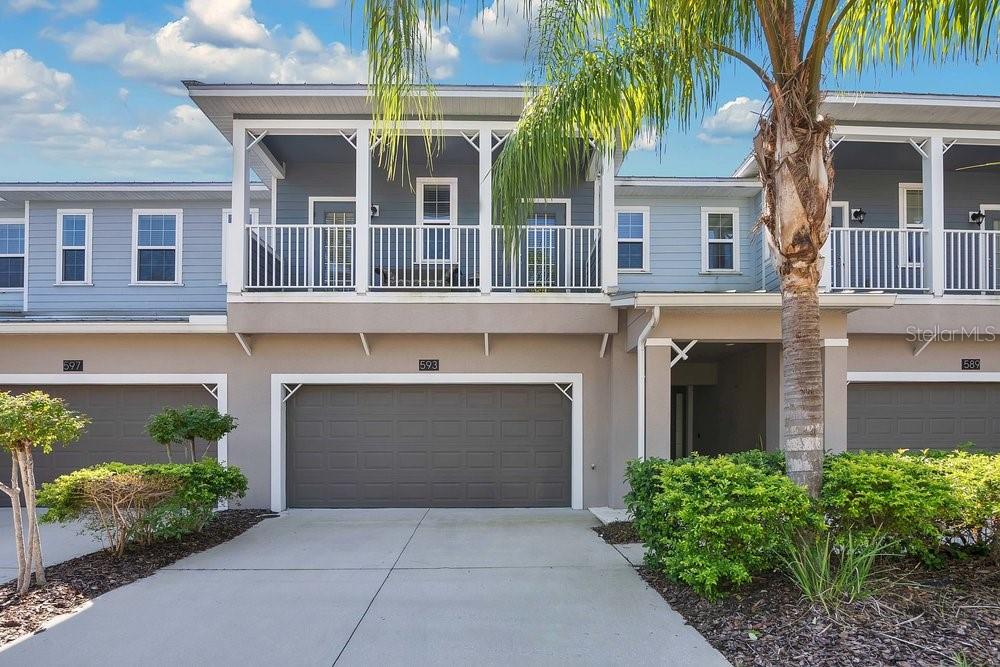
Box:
(1, 86, 997, 512)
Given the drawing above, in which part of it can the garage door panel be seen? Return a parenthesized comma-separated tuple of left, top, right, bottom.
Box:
(0, 384, 216, 506)
(286, 384, 571, 508)
(848, 382, 1000, 451)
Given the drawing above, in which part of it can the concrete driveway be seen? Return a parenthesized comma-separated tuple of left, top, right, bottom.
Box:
(0, 511, 102, 581)
(0, 508, 728, 666)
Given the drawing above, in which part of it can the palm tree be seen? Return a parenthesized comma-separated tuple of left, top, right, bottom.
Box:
(360, 0, 998, 496)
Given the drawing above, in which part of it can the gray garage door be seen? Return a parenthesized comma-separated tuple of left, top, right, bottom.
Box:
(848, 382, 1000, 452)
(286, 384, 572, 508)
(0, 385, 216, 506)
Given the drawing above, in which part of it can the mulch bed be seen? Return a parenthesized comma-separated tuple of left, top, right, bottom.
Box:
(594, 523, 1000, 666)
(592, 520, 640, 544)
(0, 509, 275, 647)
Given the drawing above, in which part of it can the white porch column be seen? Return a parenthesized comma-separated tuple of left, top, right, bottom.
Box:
(600, 150, 617, 291)
(478, 127, 493, 293)
(923, 136, 946, 296)
(355, 124, 371, 293)
(228, 123, 250, 294)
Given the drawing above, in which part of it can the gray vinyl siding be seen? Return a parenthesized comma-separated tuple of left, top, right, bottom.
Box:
(24, 199, 269, 315)
(0, 292, 20, 312)
(833, 169, 1000, 229)
(615, 193, 759, 292)
(277, 160, 595, 228)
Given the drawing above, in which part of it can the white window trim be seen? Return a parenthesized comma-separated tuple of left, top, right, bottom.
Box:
(416, 177, 459, 263)
(898, 183, 924, 229)
(898, 184, 927, 270)
(700, 206, 741, 273)
(0, 217, 26, 293)
(615, 206, 650, 273)
(221, 208, 259, 284)
(307, 196, 356, 225)
(131, 208, 183, 286)
(416, 177, 458, 227)
(56, 208, 93, 285)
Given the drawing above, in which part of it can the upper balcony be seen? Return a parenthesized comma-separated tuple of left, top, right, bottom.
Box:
(225, 122, 617, 299)
(818, 138, 1000, 297)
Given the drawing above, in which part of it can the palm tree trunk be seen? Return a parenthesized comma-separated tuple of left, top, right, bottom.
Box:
(755, 100, 834, 498)
(781, 276, 825, 497)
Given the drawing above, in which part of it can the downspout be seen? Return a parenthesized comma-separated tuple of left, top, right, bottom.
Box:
(636, 305, 660, 460)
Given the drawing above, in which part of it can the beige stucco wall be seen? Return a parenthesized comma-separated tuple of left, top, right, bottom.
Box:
(847, 333, 1000, 372)
(0, 332, 634, 509)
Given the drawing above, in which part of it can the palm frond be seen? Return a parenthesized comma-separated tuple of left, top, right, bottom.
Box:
(832, 0, 999, 74)
(492, 25, 720, 241)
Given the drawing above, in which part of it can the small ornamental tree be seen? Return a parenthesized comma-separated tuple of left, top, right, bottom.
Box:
(146, 406, 237, 463)
(0, 391, 88, 595)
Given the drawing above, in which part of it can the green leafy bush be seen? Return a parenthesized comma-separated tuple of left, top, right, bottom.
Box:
(38, 460, 247, 552)
(623, 457, 670, 542)
(644, 456, 821, 599)
(921, 451, 1000, 559)
(821, 452, 959, 563)
(725, 449, 785, 475)
(146, 405, 237, 463)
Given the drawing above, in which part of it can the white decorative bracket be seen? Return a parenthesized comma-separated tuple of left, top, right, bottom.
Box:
(599, 333, 610, 358)
(669, 340, 698, 368)
(483, 332, 490, 356)
(553, 383, 573, 401)
(234, 332, 253, 357)
(246, 130, 268, 151)
(461, 131, 480, 151)
(339, 130, 358, 149)
(907, 138, 929, 159)
(201, 384, 219, 399)
(359, 332, 371, 356)
(281, 383, 303, 403)
(491, 131, 510, 151)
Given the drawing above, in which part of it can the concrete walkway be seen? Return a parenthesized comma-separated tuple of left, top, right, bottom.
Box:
(0, 508, 729, 666)
(0, 511, 102, 581)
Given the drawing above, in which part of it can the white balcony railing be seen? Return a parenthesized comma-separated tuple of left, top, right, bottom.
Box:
(492, 226, 602, 291)
(370, 224, 480, 290)
(829, 228, 928, 292)
(945, 229, 1000, 293)
(245, 222, 355, 290)
(243, 222, 603, 292)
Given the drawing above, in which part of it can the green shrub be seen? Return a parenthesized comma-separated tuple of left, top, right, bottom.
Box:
(645, 456, 821, 599)
(725, 449, 785, 475)
(781, 529, 891, 612)
(921, 451, 1000, 559)
(146, 406, 237, 463)
(821, 452, 959, 563)
(623, 457, 670, 542)
(38, 460, 247, 552)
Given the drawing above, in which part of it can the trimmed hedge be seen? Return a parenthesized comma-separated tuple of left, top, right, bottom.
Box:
(38, 459, 248, 550)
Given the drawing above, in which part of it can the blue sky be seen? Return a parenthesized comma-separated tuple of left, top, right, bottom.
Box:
(2, 0, 999, 183)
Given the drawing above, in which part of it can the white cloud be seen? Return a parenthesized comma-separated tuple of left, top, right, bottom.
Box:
(49, 2, 461, 89)
(0, 50, 230, 180)
(307, 0, 339, 7)
(291, 26, 324, 54)
(182, 0, 269, 48)
(0, 49, 73, 111)
(423, 23, 460, 79)
(631, 128, 660, 151)
(697, 96, 764, 145)
(7, 0, 97, 14)
(469, 0, 538, 64)
(117, 87, 129, 103)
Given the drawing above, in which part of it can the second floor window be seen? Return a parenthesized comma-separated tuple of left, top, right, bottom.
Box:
(701, 207, 740, 272)
(57, 209, 92, 284)
(0, 222, 25, 289)
(416, 177, 458, 262)
(133, 209, 182, 285)
(616, 207, 649, 272)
